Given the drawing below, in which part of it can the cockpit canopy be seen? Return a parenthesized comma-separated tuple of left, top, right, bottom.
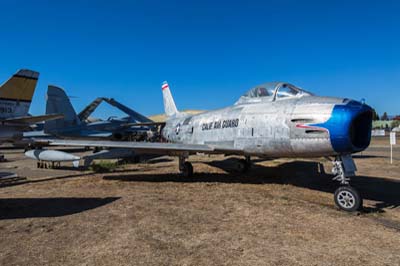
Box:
(236, 82, 312, 105)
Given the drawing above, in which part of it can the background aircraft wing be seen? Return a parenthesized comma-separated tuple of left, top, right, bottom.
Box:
(78, 97, 104, 122)
(3, 114, 64, 125)
(101, 98, 153, 123)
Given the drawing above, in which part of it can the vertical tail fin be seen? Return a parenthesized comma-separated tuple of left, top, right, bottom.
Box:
(44, 85, 81, 132)
(0, 69, 39, 118)
(162, 81, 178, 117)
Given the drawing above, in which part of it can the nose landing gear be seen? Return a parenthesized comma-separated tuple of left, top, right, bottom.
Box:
(331, 154, 362, 212)
(334, 186, 362, 212)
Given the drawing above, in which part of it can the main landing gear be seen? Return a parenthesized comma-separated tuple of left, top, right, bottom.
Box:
(178, 155, 252, 177)
(331, 154, 362, 212)
(237, 156, 251, 173)
(179, 155, 193, 177)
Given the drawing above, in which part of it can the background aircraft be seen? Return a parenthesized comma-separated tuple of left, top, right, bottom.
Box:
(79, 97, 154, 124)
(43, 85, 157, 141)
(0, 69, 62, 155)
(30, 81, 373, 212)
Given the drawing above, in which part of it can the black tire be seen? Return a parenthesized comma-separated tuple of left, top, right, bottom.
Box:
(334, 186, 363, 212)
(237, 159, 250, 173)
(182, 162, 193, 177)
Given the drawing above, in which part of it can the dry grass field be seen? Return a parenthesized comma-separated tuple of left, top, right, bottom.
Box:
(0, 137, 399, 266)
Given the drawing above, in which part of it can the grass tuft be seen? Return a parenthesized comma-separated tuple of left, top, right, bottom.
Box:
(90, 161, 118, 173)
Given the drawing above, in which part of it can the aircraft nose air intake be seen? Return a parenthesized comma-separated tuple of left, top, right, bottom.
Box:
(307, 100, 373, 153)
(323, 101, 373, 153)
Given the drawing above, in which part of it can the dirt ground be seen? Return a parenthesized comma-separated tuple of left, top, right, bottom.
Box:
(0, 137, 399, 266)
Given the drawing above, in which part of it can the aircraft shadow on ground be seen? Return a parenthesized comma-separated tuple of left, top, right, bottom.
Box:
(0, 167, 144, 188)
(104, 158, 400, 210)
(0, 172, 96, 188)
(0, 197, 120, 219)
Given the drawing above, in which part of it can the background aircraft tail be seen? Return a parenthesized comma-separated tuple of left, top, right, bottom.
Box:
(78, 97, 104, 122)
(0, 69, 39, 119)
(44, 85, 81, 132)
(162, 81, 178, 117)
(101, 97, 153, 123)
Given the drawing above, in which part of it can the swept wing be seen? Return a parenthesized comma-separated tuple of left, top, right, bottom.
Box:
(35, 139, 241, 155)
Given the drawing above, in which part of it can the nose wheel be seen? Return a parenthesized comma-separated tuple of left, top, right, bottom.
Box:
(331, 155, 363, 212)
(334, 186, 362, 212)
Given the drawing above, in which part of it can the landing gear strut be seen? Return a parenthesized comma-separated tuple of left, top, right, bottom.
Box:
(237, 156, 251, 173)
(179, 154, 193, 177)
(331, 154, 362, 212)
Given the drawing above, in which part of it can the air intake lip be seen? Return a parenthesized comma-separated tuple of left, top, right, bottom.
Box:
(305, 101, 373, 154)
(328, 102, 373, 153)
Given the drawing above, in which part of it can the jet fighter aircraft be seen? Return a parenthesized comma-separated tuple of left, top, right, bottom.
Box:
(31, 81, 373, 212)
(0, 70, 62, 148)
(43, 85, 156, 141)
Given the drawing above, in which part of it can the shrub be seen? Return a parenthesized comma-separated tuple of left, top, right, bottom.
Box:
(90, 161, 118, 173)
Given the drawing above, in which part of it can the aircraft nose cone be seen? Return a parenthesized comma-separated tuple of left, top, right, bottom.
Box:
(328, 100, 373, 153)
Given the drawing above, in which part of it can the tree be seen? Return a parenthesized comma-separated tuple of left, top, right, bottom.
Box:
(392, 120, 400, 129)
(381, 112, 389, 121)
(372, 109, 380, 121)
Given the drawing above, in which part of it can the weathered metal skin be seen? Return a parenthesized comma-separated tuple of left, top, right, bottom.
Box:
(162, 82, 372, 158)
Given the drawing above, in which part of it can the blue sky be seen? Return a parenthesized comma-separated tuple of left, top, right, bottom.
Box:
(0, 0, 399, 118)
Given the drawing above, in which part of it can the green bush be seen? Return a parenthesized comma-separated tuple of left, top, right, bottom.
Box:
(90, 161, 118, 173)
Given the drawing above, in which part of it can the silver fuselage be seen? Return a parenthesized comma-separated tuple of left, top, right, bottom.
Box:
(162, 95, 372, 157)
